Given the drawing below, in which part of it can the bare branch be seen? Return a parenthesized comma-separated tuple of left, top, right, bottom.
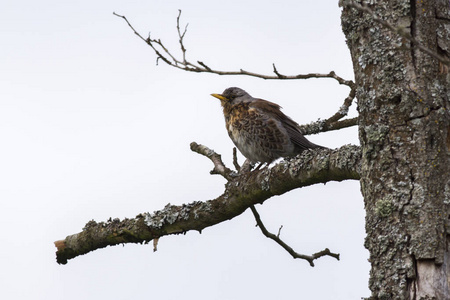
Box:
(299, 85, 357, 135)
(113, 11, 359, 135)
(113, 11, 358, 135)
(250, 205, 340, 266)
(113, 12, 355, 88)
(153, 237, 159, 252)
(341, 0, 450, 66)
(197, 61, 212, 71)
(152, 38, 178, 65)
(326, 87, 356, 124)
(176, 9, 189, 64)
(272, 64, 355, 87)
(190, 142, 237, 180)
(277, 225, 283, 238)
(272, 63, 284, 78)
(113, 12, 144, 41)
(298, 87, 358, 135)
(55, 144, 361, 264)
(112, 12, 172, 66)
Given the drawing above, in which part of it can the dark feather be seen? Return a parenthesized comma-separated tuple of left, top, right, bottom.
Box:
(250, 98, 324, 152)
(213, 87, 327, 164)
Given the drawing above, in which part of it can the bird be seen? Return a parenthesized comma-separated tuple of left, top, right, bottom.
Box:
(211, 87, 326, 168)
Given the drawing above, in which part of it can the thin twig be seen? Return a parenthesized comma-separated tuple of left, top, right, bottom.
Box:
(153, 237, 159, 252)
(113, 12, 148, 43)
(298, 87, 357, 135)
(277, 225, 283, 238)
(232, 147, 240, 172)
(113, 11, 355, 88)
(152, 38, 178, 64)
(176, 9, 189, 64)
(326, 88, 356, 124)
(113, 11, 359, 134)
(250, 205, 340, 267)
(342, 0, 450, 66)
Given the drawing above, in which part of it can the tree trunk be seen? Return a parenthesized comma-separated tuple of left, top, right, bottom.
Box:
(341, 1, 450, 299)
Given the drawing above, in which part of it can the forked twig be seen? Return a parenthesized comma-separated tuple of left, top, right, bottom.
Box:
(112, 11, 355, 88)
(190, 142, 237, 180)
(250, 205, 340, 267)
(113, 11, 358, 133)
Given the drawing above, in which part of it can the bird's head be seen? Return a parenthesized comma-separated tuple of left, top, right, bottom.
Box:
(211, 87, 252, 106)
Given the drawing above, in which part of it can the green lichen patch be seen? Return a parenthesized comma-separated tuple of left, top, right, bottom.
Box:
(375, 196, 394, 218)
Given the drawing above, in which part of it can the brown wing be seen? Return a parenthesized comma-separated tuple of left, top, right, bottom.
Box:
(250, 99, 324, 151)
(230, 102, 291, 162)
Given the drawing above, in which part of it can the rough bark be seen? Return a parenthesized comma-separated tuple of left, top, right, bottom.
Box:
(341, 1, 450, 299)
(55, 145, 361, 265)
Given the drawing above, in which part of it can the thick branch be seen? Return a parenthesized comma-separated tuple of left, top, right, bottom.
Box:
(55, 144, 361, 265)
(250, 205, 340, 266)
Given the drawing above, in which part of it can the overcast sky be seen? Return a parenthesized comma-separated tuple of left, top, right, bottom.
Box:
(1, 1, 369, 299)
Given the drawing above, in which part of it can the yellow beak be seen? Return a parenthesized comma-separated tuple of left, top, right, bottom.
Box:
(211, 93, 227, 101)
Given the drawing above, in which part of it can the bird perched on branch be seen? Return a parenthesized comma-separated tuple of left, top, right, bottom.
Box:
(211, 87, 326, 168)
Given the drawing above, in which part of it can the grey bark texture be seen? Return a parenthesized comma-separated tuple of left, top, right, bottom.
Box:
(341, 1, 450, 299)
(55, 145, 361, 265)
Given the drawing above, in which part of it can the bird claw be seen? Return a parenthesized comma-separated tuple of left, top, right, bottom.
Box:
(238, 159, 253, 174)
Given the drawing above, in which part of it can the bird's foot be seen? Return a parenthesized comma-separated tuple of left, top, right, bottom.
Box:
(239, 159, 253, 174)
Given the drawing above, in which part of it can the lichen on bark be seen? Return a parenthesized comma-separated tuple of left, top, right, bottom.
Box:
(341, 0, 450, 298)
(55, 145, 362, 265)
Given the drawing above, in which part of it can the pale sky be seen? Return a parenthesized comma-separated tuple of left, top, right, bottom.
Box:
(1, 0, 369, 299)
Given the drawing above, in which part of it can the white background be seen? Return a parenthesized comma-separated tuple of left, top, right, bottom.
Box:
(1, 0, 369, 299)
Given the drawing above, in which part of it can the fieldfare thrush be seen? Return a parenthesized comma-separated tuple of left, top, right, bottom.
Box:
(211, 87, 326, 167)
